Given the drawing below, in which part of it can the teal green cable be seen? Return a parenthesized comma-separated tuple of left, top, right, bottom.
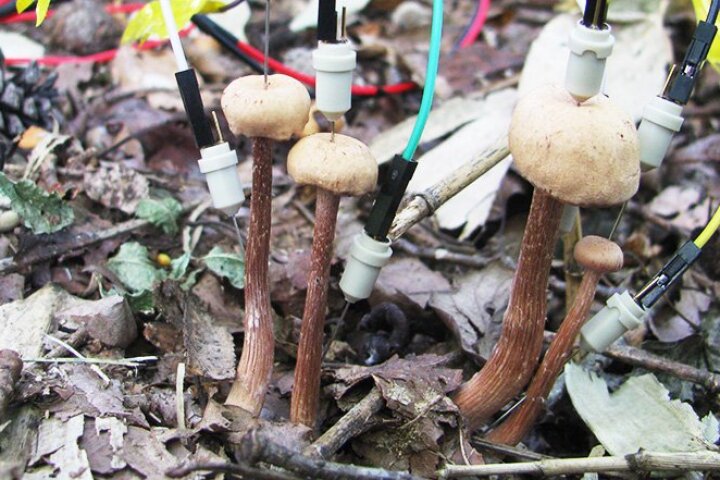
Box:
(401, 0, 443, 161)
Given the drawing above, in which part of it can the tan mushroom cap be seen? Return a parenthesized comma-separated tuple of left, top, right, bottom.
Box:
(574, 235, 624, 273)
(509, 84, 640, 207)
(221, 74, 311, 141)
(287, 133, 378, 196)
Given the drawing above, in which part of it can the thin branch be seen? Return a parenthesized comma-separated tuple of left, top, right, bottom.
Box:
(438, 450, 720, 478)
(306, 388, 385, 459)
(389, 137, 510, 241)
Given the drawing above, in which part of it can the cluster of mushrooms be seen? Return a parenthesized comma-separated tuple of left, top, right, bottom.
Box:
(220, 73, 376, 428)
(219, 74, 641, 442)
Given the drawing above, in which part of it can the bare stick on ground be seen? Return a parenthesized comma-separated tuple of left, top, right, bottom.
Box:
(438, 450, 720, 478)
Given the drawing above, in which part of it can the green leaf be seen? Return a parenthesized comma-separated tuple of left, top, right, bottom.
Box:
(34, 0, 51, 25)
(107, 242, 166, 293)
(16, 0, 34, 13)
(0, 173, 74, 234)
(121, 0, 226, 44)
(170, 251, 191, 280)
(202, 246, 244, 289)
(135, 197, 182, 235)
(692, 0, 720, 72)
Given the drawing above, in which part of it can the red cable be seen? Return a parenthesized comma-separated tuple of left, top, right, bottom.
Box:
(235, 41, 415, 96)
(2, 4, 416, 96)
(459, 0, 491, 49)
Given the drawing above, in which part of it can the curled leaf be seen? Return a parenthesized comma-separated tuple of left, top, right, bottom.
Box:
(121, 0, 226, 44)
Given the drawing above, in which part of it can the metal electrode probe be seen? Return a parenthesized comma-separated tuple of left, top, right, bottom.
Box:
(158, 0, 245, 220)
(579, 0, 720, 354)
(338, 0, 443, 304)
(313, 0, 356, 138)
(636, 1, 719, 170)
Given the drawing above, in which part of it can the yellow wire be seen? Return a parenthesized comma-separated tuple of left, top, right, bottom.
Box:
(694, 203, 720, 248)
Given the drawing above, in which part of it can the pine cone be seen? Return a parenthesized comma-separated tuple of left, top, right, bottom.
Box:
(0, 49, 64, 163)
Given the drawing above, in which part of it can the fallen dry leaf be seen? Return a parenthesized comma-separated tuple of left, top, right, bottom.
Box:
(83, 162, 149, 214)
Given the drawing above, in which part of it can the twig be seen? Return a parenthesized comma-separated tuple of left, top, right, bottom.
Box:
(45, 328, 88, 358)
(543, 331, 720, 392)
(176, 362, 186, 430)
(0, 199, 204, 275)
(394, 238, 492, 268)
(240, 429, 424, 480)
(603, 343, 720, 392)
(305, 388, 385, 459)
(469, 437, 551, 462)
(438, 450, 720, 478)
(167, 460, 302, 480)
(43, 333, 110, 385)
(389, 137, 510, 241)
(23, 356, 157, 367)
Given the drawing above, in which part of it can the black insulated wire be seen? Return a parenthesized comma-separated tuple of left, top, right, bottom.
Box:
(582, 0, 608, 29)
(708, 0, 720, 24)
(191, 14, 264, 74)
(664, 17, 718, 105)
(175, 69, 215, 148)
(317, 0, 338, 42)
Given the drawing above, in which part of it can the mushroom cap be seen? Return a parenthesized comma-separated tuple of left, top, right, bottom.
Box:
(221, 74, 311, 141)
(574, 235, 624, 273)
(509, 84, 640, 207)
(287, 133, 378, 196)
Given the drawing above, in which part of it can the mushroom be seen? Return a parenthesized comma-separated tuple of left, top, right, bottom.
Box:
(287, 132, 377, 427)
(486, 235, 624, 445)
(221, 74, 311, 415)
(453, 84, 640, 430)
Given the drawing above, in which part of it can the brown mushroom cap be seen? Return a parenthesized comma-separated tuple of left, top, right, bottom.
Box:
(287, 133, 378, 196)
(509, 84, 640, 207)
(221, 74, 311, 141)
(574, 235, 624, 273)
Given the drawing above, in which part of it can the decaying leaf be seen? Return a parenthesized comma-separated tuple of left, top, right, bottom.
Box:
(202, 246, 245, 290)
(106, 242, 166, 293)
(83, 163, 150, 215)
(135, 196, 183, 235)
(0, 284, 76, 358)
(0, 173, 74, 234)
(430, 262, 514, 362)
(372, 257, 451, 312)
(31, 414, 92, 479)
(649, 285, 711, 343)
(566, 363, 719, 456)
(54, 295, 137, 348)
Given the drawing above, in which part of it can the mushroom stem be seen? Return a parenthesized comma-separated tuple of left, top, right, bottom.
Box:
(486, 270, 601, 445)
(291, 188, 340, 427)
(226, 137, 275, 415)
(454, 188, 564, 430)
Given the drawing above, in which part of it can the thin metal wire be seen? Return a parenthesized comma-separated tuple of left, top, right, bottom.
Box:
(263, 0, 270, 87)
(211, 111, 224, 143)
(608, 201, 627, 241)
(232, 214, 246, 258)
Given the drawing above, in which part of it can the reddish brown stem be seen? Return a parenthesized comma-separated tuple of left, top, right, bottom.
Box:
(291, 188, 340, 427)
(454, 189, 563, 430)
(226, 137, 274, 415)
(487, 271, 601, 445)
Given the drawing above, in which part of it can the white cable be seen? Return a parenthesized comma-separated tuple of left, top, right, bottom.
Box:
(159, 0, 189, 71)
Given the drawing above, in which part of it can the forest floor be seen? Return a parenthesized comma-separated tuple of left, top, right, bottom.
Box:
(0, 0, 719, 478)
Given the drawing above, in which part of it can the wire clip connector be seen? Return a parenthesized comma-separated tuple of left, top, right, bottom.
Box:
(637, 96, 684, 171)
(365, 155, 418, 240)
(198, 142, 245, 215)
(339, 231, 393, 303)
(634, 240, 701, 309)
(666, 21, 717, 105)
(579, 290, 647, 353)
(313, 41, 357, 121)
(565, 21, 614, 102)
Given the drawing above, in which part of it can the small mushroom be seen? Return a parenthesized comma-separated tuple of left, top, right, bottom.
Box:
(288, 133, 377, 428)
(487, 236, 624, 445)
(454, 85, 640, 430)
(221, 74, 311, 415)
